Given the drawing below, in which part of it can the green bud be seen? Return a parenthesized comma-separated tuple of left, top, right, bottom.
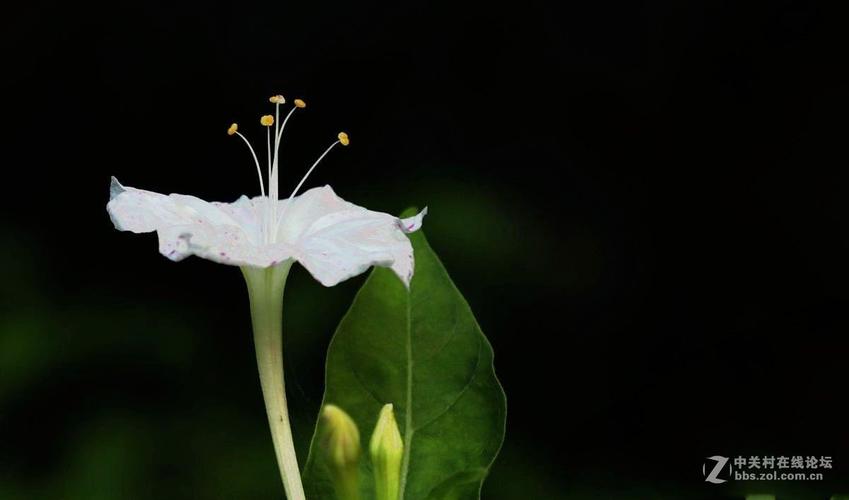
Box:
(369, 403, 404, 500)
(321, 404, 361, 500)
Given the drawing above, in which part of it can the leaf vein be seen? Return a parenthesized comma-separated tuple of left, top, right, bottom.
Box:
(423, 303, 460, 362)
(413, 333, 483, 433)
(345, 348, 385, 406)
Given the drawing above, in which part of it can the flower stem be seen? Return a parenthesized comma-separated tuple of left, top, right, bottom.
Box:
(242, 260, 305, 500)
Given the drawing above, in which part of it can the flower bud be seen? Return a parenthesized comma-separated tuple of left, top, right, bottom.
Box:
(369, 403, 403, 500)
(322, 404, 361, 467)
(321, 404, 361, 500)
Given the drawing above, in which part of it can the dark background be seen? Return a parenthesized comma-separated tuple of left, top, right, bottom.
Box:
(2, 0, 847, 498)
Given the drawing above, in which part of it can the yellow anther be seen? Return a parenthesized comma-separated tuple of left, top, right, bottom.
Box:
(227, 123, 238, 136)
(260, 115, 275, 126)
(338, 132, 350, 146)
(294, 98, 306, 108)
(269, 95, 286, 104)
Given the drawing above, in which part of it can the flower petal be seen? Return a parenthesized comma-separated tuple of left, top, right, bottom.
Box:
(157, 222, 294, 267)
(107, 178, 293, 268)
(108, 180, 426, 275)
(279, 186, 427, 287)
(399, 207, 428, 233)
(274, 185, 357, 244)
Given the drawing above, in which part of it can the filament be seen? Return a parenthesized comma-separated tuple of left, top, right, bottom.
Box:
(235, 131, 265, 197)
(277, 140, 342, 224)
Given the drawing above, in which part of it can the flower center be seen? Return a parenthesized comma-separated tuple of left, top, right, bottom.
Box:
(227, 95, 350, 244)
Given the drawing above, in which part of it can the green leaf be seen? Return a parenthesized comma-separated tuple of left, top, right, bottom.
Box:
(303, 215, 507, 500)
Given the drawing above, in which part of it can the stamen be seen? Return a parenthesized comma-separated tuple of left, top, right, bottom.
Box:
(283, 135, 346, 205)
(229, 124, 266, 197)
(272, 96, 283, 151)
(266, 126, 272, 188)
(261, 110, 284, 242)
(265, 125, 273, 244)
(269, 101, 304, 204)
(261, 116, 276, 195)
(275, 106, 299, 144)
(271, 96, 284, 203)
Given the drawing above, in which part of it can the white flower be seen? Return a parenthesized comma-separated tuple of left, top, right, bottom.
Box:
(107, 100, 426, 287)
(107, 96, 427, 500)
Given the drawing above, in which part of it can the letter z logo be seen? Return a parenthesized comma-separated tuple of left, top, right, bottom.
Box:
(703, 455, 730, 484)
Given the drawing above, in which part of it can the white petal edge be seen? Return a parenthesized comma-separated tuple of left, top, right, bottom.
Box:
(399, 206, 428, 233)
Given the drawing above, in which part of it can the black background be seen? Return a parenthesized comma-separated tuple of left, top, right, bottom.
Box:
(3, 0, 848, 498)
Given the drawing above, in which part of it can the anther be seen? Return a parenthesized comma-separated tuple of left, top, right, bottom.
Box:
(227, 123, 239, 136)
(294, 99, 306, 109)
(261, 115, 275, 127)
(269, 95, 286, 104)
(338, 132, 350, 146)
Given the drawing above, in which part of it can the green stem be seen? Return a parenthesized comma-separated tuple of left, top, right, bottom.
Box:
(242, 260, 305, 500)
